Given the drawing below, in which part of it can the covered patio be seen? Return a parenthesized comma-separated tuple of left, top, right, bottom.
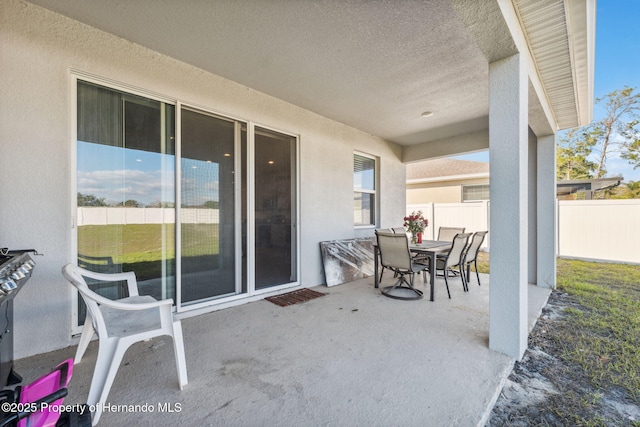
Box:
(16, 274, 550, 426)
(1, 1, 594, 424)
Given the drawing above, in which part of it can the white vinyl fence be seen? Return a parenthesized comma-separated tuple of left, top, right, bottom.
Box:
(79, 201, 640, 264)
(77, 207, 218, 226)
(557, 199, 640, 264)
(407, 202, 490, 248)
(408, 199, 640, 264)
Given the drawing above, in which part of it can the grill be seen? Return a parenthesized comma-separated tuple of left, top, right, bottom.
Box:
(0, 250, 37, 387)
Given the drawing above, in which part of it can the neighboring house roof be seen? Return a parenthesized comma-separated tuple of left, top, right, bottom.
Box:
(557, 177, 623, 197)
(407, 159, 490, 184)
(408, 161, 623, 199)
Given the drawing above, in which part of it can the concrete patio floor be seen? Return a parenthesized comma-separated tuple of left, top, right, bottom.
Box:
(15, 273, 550, 426)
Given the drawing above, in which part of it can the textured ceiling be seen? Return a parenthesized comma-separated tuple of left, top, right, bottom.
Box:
(26, 0, 592, 148)
(27, 0, 491, 146)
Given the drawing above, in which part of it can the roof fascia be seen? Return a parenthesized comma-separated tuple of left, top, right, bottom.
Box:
(407, 172, 490, 185)
(565, 0, 596, 127)
(498, 0, 559, 132)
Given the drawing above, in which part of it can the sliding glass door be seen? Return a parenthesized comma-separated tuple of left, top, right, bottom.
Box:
(254, 127, 297, 289)
(76, 78, 298, 321)
(180, 109, 240, 303)
(76, 81, 176, 312)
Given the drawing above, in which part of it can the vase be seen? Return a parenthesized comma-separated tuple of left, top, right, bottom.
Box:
(411, 232, 418, 244)
(417, 232, 422, 244)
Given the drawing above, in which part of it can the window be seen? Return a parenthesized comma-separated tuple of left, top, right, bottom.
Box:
(462, 184, 490, 202)
(354, 153, 377, 226)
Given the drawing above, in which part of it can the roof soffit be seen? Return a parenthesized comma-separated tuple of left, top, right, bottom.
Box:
(450, 0, 559, 135)
(511, 0, 594, 130)
(455, 0, 594, 133)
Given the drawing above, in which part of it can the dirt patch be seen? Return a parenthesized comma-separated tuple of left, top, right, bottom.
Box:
(487, 291, 640, 426)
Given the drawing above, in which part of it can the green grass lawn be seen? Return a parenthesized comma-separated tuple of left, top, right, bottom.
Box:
(555, 258, 640, 402)
(78, 223, 221, 280)
(78, 223, 220, 264)
(476, 253, 640, 410)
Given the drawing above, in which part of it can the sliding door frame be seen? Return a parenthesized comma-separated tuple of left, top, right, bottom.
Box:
(71, 72, 301, 325)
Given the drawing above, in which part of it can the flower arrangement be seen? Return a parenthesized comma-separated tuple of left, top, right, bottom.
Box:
(403, 211, 428, 240)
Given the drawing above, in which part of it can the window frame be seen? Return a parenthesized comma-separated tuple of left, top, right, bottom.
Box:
(71, 72, 301, 332)
(462, 184, 490, 202)
(353, 151, 379, 228)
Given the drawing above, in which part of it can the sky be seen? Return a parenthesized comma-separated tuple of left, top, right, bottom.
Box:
(591, 0, 640, 182)
(77, 141, 220, 206)
(454, 1, 640, 182)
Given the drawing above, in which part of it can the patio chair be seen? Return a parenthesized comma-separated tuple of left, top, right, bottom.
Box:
(375, 230, 428, 300)
(430, 233, 472, 298)
(62, 264, 188, 425)
(437, 226, 465, 242)
(462, 231, 488, 287)
(375, 227, 408, 281)
(435, 226, 466, 276)
(375, 228, 393, 281)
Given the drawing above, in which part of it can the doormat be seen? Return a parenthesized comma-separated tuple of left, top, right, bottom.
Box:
(265, 288, 326, 307)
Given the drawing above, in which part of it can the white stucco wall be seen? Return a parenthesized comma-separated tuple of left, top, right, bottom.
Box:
(0, 0, 406, 358)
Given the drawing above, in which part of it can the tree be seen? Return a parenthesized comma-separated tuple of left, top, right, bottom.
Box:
(556, 128, 597, 180)
(625, 180, 640, 198)
(621, 125, 640, 168)
(147, 200, 175, 208)
(115, 199, 140, 207)
(589, 86, 640, 178)
(607, 180, 640, 199)
(77, 192, 108, 207)
(556, 86, 640, 186)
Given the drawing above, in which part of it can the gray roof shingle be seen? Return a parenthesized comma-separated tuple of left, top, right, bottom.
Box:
(406, 158, 489, 180)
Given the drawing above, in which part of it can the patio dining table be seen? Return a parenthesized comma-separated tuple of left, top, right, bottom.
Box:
(374, 240, 452, 301)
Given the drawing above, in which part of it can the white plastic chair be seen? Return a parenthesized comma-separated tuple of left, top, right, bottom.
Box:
(62, 264, 187, 425)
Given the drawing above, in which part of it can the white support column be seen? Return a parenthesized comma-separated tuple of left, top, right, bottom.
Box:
(536, 134, 557, 288)
(489, 53, 528, 360)
(528, 130, 537, 285)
